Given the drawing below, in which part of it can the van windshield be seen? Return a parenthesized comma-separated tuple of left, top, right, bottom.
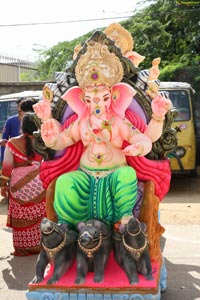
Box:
(161, 89, 191, 121)
(0, 101, 18, 132)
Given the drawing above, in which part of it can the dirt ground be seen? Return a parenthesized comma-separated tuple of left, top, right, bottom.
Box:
(159, 173, 200, 225)
(0, 198, 8, 229)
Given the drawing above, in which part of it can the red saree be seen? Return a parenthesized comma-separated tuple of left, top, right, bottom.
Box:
(2, 135, 46, 256)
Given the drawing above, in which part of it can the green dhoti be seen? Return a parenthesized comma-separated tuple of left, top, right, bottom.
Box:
(54, 165, 138, 228)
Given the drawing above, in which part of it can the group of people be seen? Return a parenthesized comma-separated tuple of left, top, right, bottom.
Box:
(0, 97, 46, 256)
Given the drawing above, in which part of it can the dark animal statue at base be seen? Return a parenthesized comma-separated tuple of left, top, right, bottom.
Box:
(113, 216, 153, 285)
(75, 219, 112, 285)
(31, 217, 77, 284)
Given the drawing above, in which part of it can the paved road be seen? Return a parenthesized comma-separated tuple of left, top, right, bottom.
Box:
(0, 174, 200, 300)
(160, 174, 200, 300)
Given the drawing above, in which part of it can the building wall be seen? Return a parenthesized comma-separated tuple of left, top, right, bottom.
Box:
(0, 63, 38, 82)
(0, 64, 19, 82)
(0, 81, 51, 96)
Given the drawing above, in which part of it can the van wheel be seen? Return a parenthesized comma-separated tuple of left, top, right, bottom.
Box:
(189, 169, 198, 177)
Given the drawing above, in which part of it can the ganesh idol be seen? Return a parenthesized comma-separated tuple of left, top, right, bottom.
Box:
(34, 41, 155, 230)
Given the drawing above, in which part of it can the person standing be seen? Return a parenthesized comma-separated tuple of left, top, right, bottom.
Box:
(0, 98, 25, 164)
(0, 97, 39, 164)
(0, 113, 46, 256)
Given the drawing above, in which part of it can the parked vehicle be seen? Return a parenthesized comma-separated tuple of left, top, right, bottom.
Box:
(0, 90, 42, 133)
(159, 81, 196, 173)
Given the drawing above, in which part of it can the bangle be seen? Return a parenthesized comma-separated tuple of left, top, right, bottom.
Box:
(151, 113, 165, 122)
(0, 175, 10, 181)
(46, 141, 57, 148)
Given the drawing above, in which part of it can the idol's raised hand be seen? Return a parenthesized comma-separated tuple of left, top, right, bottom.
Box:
(41, 119, 61, 148)
(33, 99, 52, 122)
(151, 94, 172, 119)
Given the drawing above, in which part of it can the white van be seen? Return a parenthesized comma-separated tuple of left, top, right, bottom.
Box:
(0, 90, 42, 133)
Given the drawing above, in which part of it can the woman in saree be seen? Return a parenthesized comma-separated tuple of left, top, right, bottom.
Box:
(0, 113, 46, 256)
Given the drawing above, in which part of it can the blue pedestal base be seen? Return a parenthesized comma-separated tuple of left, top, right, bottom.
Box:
(26, 290, 162, 300)
(26, 256, 167, 300)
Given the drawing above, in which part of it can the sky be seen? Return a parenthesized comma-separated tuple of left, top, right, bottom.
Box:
(0, 0, 145, 61)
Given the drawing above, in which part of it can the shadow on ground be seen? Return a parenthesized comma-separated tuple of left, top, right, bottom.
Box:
(161, 236, 200, 300)
(1, 254, 38, 290)
(161, 258, 200, 300)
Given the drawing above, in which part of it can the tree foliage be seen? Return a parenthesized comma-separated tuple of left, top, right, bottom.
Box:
(35, 0, 200, 95)
(36, 32, 93, 80)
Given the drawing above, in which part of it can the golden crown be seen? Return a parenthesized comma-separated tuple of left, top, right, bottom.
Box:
(75, 42, 124, 89)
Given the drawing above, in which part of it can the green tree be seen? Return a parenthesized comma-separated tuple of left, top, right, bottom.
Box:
(35, 0, 199, 78)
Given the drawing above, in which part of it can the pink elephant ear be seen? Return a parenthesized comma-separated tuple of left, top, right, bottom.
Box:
(111, 83, 137, 118)
(61, 86, 87, 119)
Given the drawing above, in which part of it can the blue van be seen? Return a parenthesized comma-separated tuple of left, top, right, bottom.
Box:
(0, 90, 42, 133)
